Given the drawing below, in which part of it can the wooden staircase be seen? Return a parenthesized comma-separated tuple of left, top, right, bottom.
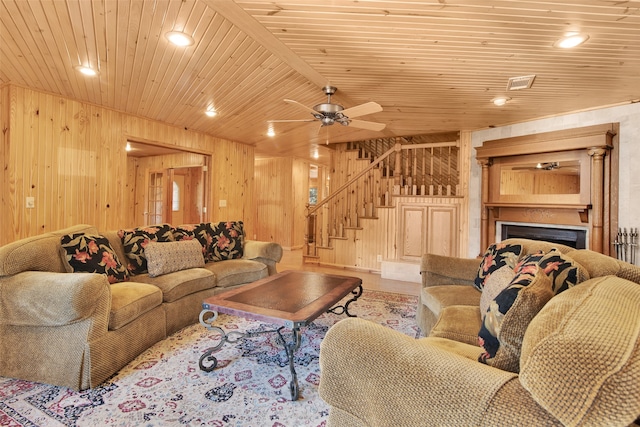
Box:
(303, 133, 463, 274)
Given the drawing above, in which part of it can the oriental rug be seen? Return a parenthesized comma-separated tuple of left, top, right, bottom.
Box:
(0, 290, 418, 427)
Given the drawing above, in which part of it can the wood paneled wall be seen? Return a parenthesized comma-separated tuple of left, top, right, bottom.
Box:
(0, 84, 256, 245)
(254, 157, 310, 248)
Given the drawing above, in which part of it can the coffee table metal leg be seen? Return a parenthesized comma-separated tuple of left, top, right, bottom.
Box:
(198, 309, 303, 401)
(327, 284, 363, 317)
(198, 309, 279, 372)
(277, 326, 302, 401)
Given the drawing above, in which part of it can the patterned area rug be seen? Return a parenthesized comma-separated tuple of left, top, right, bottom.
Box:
(0, 290, 418, 427)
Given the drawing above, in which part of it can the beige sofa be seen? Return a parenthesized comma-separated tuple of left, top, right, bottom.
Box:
(319, 239, 640, 426)
(0, 223, 282, 391)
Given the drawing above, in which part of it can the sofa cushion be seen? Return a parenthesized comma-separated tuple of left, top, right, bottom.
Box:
(144, 239, 205, 278)
(209, 221, 245, 261)
(421, 285, 481, 319)
(131, 268, 215, 303)
(520, 276, 640, 426)
(478, 265, 554, 373)
(204, 259, 267, 288)
(59, 233, 130, 284)
(173, 223, 214, 261)
(474, 242, 522, 291)
(118, 224, 174, 275)
(109, 282, 163, 330)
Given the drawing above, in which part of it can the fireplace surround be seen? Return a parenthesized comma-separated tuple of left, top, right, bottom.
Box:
(475, 123, 618, 256)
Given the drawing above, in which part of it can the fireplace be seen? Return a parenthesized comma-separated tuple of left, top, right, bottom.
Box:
(500, 223, 587, 249)
(475, 123, 618, 255)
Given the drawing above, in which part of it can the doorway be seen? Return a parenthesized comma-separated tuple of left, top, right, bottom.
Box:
(127, 140, 210, 227)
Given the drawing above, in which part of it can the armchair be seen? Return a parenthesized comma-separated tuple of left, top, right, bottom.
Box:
(319, 275, 640, 426)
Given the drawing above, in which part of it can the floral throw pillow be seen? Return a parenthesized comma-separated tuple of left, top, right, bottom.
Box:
(118, 224, 174, 275)
(60, 233, 129, 284)
(478, 263, 554, 373)
(537, 249, 589, 294)
(474, 243, 523, 291)
(173, 223, 213, 261)
(209, 221, 245, 261)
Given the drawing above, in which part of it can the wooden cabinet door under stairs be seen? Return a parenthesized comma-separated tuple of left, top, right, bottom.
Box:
(399, 202, 459, 260)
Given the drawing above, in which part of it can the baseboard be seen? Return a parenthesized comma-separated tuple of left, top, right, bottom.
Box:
(381, 259, 421, 283)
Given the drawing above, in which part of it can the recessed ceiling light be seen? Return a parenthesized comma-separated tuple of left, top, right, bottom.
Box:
(165, 31, 195, 47)
(267, 126, 275, 137)
(554, 33, 589, 49)
(492, 96, 511, 106)
(74, 65, 98, 76)
(205, 108, 217, 117)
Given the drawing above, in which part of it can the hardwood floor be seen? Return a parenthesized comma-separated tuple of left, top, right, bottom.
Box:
(277, 249, 421, 296)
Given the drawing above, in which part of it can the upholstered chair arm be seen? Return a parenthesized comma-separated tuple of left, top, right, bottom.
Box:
(243, 240, 283, 275)
(420, 253, 479, 288)
(319, 317, 520, 427)
(0, 271, 111, 327)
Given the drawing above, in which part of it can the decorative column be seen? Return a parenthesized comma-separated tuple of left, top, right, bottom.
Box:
(478, 158, 492, 253)
(588, 148, 606, 253)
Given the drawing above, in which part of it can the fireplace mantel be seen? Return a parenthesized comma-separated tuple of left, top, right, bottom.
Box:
(475, 123, 618, 255)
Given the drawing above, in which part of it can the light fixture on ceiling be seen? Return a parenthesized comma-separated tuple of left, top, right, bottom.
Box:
(125, 142, 132, 152)
(165, 31, 195, 47)
(267, 125, 275, 137)
(492, 96, 511, 106)
(554, 32, 589, 49)
(74, 65, 98, 76)
(205, 108, 217, 117)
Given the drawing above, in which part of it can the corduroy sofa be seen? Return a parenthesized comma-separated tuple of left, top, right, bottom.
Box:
(0, 223, 282, 391)
(318, 239, 640, 426)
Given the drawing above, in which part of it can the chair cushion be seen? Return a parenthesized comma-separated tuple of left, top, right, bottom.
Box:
(144, 239, 205, 277)
(474, 242, 522, 291)
(421, 285, 481, 318)
(109, 282, 163, 330)
(118, 224, 174, 275)
(59, 233, 129, 284)
(520, 276, 640, 426)
(429, 305, 483, 346)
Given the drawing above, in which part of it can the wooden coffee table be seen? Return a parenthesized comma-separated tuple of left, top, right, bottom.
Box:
(198, 270, 363, 400)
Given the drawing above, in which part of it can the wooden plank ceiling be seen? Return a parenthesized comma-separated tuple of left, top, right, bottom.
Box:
(1, 0, 639, 165)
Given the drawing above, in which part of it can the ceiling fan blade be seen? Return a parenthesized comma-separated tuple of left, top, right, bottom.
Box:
(349, 119, 386, 131)
(268, 119, 316, 123)
(283, 99, 318, 115)
(341, 101, 383, 119)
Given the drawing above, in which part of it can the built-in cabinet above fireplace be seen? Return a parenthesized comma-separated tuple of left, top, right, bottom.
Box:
(475, 123, 618, 256)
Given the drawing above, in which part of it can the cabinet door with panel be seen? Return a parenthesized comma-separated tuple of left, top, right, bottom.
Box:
(399, 203, 458, 260)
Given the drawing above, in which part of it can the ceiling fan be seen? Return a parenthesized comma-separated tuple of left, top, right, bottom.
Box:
(269, 86, 386, 133)
(513, 162, 561, 171)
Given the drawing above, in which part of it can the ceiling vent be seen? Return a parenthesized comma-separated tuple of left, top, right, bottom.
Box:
(507, 75, 536, 91)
